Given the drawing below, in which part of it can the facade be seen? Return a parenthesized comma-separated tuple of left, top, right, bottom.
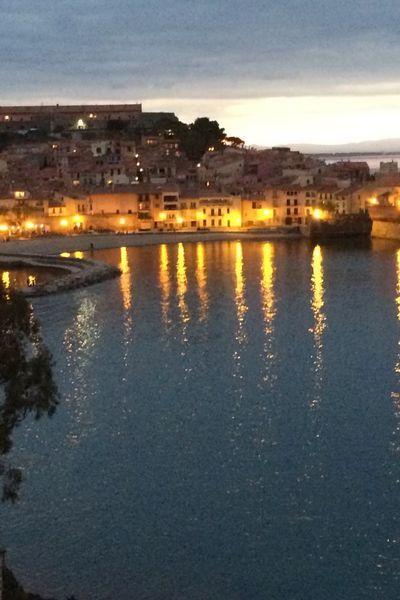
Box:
(0, 104, 143, 132)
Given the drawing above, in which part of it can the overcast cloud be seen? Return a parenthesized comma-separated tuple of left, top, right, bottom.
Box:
(1, 0, 400, 100)
(1, 0, 400, 143)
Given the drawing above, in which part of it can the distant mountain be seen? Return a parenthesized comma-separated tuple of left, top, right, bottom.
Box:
(288, 139, 400, 155)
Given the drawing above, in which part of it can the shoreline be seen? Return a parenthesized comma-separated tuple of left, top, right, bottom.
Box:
(0, 230, 301, 257)
(0, 231, 300, 297)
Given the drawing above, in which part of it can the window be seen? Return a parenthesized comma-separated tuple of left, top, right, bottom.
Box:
(294, 199, 298, 206)
(211, 219, 215, 226)
(227, 220, 230, 227)
(211, 208, 215, 216)
(227, 208, 230, 214)
(218, 219, 222, 226)
(116, 209, 120, 214)
(203, 208, 206, 214)
(294, 208, 298, 215)
(286, 199, 290, 206)
(191, 221, 196, 227)
(252, 201, 257, 209)
(286, 208, 291, 215)
(203, 219, 207, 227)
(190, 202, 196, 209)
(218, 208, 222, 216)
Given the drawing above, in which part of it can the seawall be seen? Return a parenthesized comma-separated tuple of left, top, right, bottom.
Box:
(372, 220, 400, 241)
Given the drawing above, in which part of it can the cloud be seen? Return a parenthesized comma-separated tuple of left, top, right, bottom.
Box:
(1, 0, 400, 102)
(1, 1, 400, 143)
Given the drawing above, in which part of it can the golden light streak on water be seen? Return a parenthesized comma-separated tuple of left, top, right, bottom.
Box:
(118, 246, 133, 373)
(196, 242, 209, 322)
(310, 244, 326, 408)
(74, 251, 84, 259)
(119, 246, 131, 311)
(391, 249, 400, 450)
(63, 295, 100, 446)
(231, 241, 248, 454)
(28, 275, 36, 287)
(261, 242, 276, 383)
(177, 243, 189, 331)
(235, 241, 247, 345)
(159, 244, 170, 326)
(2, 271, 10, 289)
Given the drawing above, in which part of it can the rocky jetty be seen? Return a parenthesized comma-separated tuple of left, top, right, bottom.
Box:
(0, 253, 121, 297)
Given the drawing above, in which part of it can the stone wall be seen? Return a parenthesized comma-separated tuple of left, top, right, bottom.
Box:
(372, 220, 400, 240)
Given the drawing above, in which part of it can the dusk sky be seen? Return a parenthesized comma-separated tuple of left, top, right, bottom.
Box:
(2, 0, 400, 146)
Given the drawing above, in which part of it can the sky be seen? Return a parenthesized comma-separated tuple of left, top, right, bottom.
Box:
(2, 0, 400, 146)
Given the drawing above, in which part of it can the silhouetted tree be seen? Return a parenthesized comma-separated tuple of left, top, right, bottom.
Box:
(0, 283, 58, 502)
(182, 117, 226, 160)
(225, 136, 245, 148)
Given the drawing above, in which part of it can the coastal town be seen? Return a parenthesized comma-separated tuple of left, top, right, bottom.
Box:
(0, 102, 398, 240)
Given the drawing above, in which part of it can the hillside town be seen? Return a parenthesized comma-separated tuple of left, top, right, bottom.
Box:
(0, 102, 398, 238)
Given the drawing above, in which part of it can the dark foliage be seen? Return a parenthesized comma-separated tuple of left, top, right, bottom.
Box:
(149, 115, 226, 161)
(0, 283, 58, 502)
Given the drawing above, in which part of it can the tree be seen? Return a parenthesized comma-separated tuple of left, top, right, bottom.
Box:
(225, 136, 245, 148)
(182, 117, 226, 161)
(0, 282, 58, 502)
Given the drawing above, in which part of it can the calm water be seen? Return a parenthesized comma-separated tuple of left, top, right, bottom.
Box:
(3, 239, 400, 599)
(0, 266, 60, 289)
(323, 153, 400, 171)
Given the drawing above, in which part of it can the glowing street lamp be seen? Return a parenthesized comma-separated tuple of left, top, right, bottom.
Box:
(313, 209, 323, 220)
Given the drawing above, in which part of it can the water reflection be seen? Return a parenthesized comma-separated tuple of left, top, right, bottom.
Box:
(260, 242, 276, 385)
(159, 244, 171, 327)
(310, 245, 327, 408)
(391, 249, 400, 450)
(234, 241, 247, 346)
(177, 243, 189, 342)
(2, 271, 10, 289)
(196, 242, 209, 322)
(232, 242, 248, 442)
(63, 296, 100, 446)
(119, 246, 132, 312)
(119, 246, 133, 372)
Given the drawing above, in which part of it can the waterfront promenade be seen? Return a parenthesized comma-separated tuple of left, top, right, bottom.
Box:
(0, 230, 300, 257)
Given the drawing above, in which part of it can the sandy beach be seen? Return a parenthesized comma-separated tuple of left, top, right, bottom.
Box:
(0, 230, 300, 257)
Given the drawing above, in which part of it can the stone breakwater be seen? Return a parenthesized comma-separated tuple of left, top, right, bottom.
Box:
(0, 253, 121, 297)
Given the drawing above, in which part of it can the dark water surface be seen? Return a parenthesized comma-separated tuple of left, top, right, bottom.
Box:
(0, 266, 60, 289)
(3, 238, 400, 599)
